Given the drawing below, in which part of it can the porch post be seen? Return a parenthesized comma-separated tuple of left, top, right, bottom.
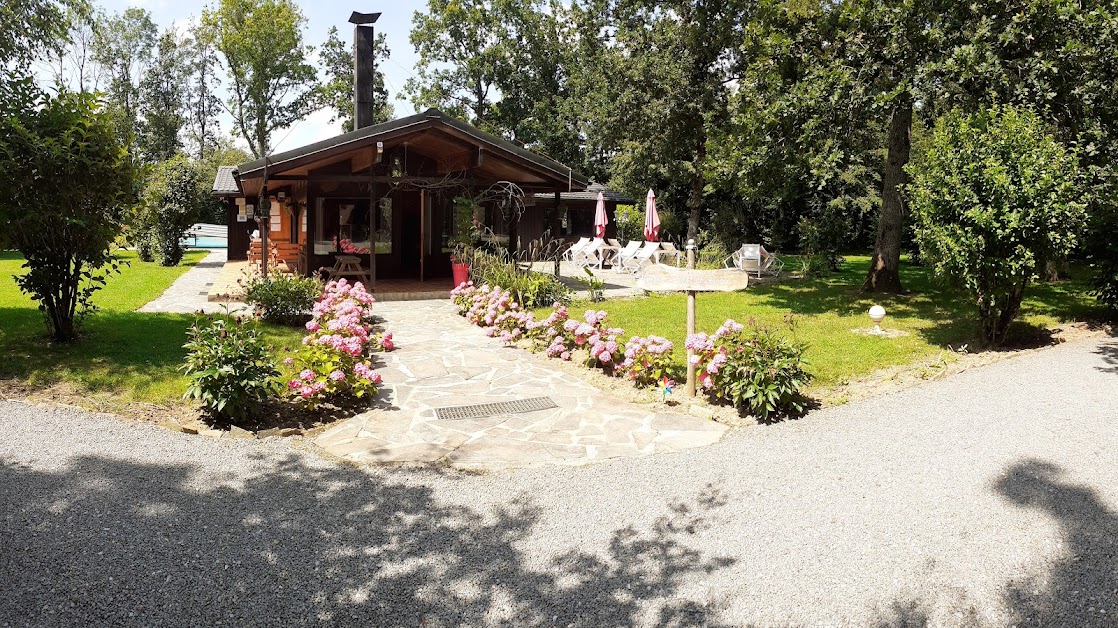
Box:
(368, 176, 377, 292)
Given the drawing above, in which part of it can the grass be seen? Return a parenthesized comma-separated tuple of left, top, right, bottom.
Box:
(544, 255, 1106, 390)
(0, 250, 304, 407)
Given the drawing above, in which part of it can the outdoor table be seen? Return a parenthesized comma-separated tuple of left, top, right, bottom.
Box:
(327, 255, 371, 287)
(600, 245, 621, 269)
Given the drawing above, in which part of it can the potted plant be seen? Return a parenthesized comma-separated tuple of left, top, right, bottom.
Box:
(450, 196, 480, 287)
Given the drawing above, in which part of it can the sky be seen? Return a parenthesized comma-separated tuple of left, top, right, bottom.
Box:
(97, 0, 431, 154)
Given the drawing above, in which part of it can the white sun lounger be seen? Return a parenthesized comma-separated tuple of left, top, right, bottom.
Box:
(621, 241, 661, 274)
(612, 240, 642, 271)
(725, 243, 784, 277)
(563, 237, 591, 262)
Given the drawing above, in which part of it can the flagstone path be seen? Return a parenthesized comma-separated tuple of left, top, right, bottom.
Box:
(315, 300, 726, 470)
(138, 249, 248, 314)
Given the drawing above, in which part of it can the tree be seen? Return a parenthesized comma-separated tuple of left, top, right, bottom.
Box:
(0, 91, 135, 341)
(196, 141, 252, 223)
(407, 0, 511, 128)
(137, 29, 189, 163)
(0, 0, 77, 113)
(40, 3, 105, 94)
(907, 106, 1086, 346)
(91, 7, 158, 147)
(319, 26, 392, 133)
(582, 0, 753, 242)
(183, 20, 224, 160)
(142, 155, 207, 266)
(201, 0, 319, 159)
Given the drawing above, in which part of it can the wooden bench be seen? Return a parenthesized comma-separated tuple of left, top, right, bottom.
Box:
(326, 255, 371, 288)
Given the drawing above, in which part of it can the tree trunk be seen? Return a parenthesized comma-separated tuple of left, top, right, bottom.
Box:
(686, 134, 706, 243)
(863, 96, 913, 293)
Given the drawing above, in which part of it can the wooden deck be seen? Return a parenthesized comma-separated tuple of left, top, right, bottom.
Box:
(206, 261, 452, 302)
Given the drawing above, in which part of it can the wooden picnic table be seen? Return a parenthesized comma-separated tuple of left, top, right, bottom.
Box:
(327, 254, 371, 288)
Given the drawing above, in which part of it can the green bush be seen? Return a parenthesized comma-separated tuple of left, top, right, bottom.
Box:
(242, 273, 322, 325)
(688, 318, 811, 420)
(468, 249, 571, 308)
(141, 155, 207, 267)
(906, 106, 1087, 346)
(182, 316, 280, 423)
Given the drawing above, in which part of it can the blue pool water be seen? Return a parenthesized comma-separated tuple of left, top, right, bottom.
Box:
(184, 236, 228, 249)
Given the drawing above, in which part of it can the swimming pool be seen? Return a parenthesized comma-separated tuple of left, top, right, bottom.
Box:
(184, 236, 228, 249)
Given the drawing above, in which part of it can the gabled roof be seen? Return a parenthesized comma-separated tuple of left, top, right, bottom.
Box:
(234, 108, 589, 190)
(211, 166, 241, 196)
(534, 182, 634, 204)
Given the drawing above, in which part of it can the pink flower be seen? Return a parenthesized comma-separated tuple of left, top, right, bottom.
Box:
(329, 370, 345, 381)
(299, 385, 314, 397)
(283, 357, 294, 365)
(300, 369, 315, 381)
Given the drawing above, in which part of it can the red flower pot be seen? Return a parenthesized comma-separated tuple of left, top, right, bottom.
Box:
(451, 262, 470, 288)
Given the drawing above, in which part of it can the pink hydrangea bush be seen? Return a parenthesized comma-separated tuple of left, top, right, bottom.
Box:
(286, 279, 392, 407)
(449, 287, 626, 374)
(686, 317, 811, 420)
(620, 335, 675, 387)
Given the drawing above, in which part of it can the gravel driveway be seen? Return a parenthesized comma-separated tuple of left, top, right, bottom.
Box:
(2, 336, 1116, 627)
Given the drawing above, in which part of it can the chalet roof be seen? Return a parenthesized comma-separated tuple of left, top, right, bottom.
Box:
(230, 108, 589, 191)
(211, 166, 240, 196)
(533, 182, 634, 204)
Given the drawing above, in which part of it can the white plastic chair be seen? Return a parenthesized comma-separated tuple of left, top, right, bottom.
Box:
(612, 240, 642, 271)
(656, 242, 682, 266)
(573, 238, 605, 269)
(622, 241, 661, 274)
(563, 237, 591, 262)
(725, 244, 783, 277)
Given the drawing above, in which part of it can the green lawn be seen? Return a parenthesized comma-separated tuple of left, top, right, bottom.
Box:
(547, 255, 1104, 390)
(0, 250, 303, 406)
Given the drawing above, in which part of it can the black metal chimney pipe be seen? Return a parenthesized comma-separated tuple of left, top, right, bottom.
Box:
(350, 12, 381, 130)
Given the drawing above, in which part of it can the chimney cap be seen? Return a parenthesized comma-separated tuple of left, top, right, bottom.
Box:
(348, 11, 381, 25)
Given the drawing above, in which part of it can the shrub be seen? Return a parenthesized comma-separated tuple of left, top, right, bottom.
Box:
(620, 335, 675, 387)
(687, 318, 811, 420)
(142, 155, 207, 266)
(468, 249, 571, 308)
(0, 91, 135, 341)
(558, 309, 625, 371)
(906, 106, 1087, 346)
(242, 272, 322, 325)
(286, 279, 390, 408)
(182, 315, 280, 423)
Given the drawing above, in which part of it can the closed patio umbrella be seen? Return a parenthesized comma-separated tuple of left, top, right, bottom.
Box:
(643, 189, 660, 242)
(593, 191, 608, 238)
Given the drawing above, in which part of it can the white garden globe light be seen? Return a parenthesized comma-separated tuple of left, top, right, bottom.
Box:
(868, 305, 887, 334)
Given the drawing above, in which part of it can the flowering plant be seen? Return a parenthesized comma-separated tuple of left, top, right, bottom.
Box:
(686, 316, 810, 420)
(620, 335, 675, 387)
(286, 279, 392, 407)
(556, 309, 624, 371)
(333, 236, 370, 255)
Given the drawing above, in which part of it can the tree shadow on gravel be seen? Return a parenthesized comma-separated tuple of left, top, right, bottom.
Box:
(0, 455, 734, 626)
(994, 460, 1118, 627)
(1093, 340, 1118, 375)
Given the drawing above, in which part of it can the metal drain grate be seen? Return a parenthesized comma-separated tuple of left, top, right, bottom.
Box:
(434, 397, 557, 420)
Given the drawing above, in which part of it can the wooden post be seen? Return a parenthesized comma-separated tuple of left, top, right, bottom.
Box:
(685, 238, 697, 397)
(260, 181, 269, 277)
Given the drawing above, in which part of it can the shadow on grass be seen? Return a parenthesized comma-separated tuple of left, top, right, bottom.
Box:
(756, 260, 1104, 352)
(0, 454, 734, 625)
(0, 308, 304, 402)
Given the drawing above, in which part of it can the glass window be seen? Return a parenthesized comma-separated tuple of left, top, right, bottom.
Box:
(375, 196, 392, 254)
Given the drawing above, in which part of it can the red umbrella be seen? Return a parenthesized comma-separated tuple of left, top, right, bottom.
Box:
(593, 191, 608, 238)
(643, 189, 660, 242)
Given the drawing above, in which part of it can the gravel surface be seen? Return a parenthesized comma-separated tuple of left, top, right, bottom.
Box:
(2, 337, 1116, 627)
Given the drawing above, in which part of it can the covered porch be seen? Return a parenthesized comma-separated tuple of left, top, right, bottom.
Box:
(212, 108, 589, 296)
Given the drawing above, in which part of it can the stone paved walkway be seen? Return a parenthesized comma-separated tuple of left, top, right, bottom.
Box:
(316, 300, 726, 470)
(138, 249, 248, 314)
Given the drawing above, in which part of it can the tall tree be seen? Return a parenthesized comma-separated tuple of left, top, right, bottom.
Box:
(407, 0, 510, 128)
(91, 7, 158, 147)
(1, 0, 77, 112)
(40, 3, 105, 94)
(137, 29, 188, 163)
(579, 0, 752, 241)
(318, 25, 393, 133)
(201, 0, 319, 159)
(183, 20, 223, 160)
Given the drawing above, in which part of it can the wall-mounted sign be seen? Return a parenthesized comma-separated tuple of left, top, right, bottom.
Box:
(236, 198, 248, 222)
